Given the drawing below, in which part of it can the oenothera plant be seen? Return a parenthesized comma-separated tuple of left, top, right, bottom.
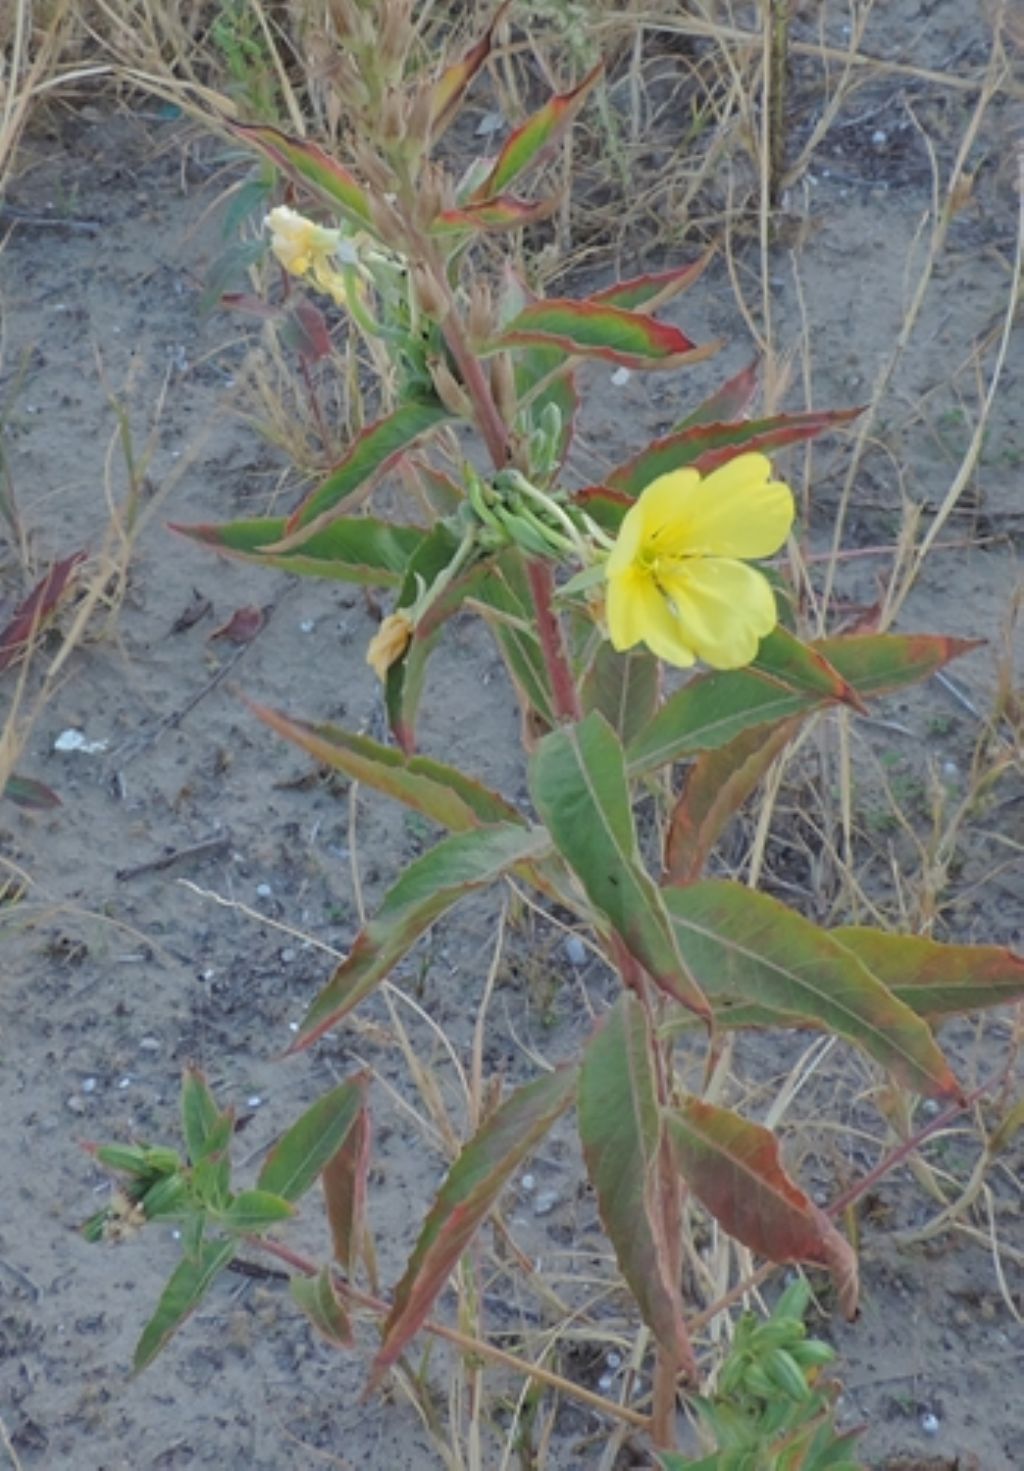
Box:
(87, 3, 1024, 1460)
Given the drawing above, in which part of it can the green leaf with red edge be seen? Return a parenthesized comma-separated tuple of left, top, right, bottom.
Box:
(581, 642, 659, 748)
(277, 400, 452, 542)
(675, 359, 759, 430)
(471, 552, 558, 732)
(495, 267, 579, 476)
(293, 824, 549, 1050)
(257, 1077, 365, 1202)
(1, 773, 60, 810)
(664, 1098, 859, 1318)
(0, 552, 85, 674)
(471, 61, 604, 202)
(181, 1067, 230, 1164)
(627, 632, 981, 776)
(579, 995, 695, 1376)
(431, 195, 557, 234)
(602, 407, 862, 500)
(171, 515, 421, 587)
(428, 1, 512, 141)
(665, 719, 797, 884)
(290, 1265, 355, 1348)
(404, 458, 463, 517)
(530, 713, 711, 1019)
(663, 881, 962, 1099)
(493, 298, 706, 370)
(590, 255, 713, 314)
(369, 1065, 578, 1387)
(133, 1238, 236, 1372)
(323, 1094, 371, 1278)
(228, 120, 373, 228)
(248, 701, 524, 831)
(753, 628, 865, 711)
(831, 929, 1024, 1020)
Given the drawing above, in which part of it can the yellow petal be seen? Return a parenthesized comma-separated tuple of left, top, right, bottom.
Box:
(658, 557, 776, 669)
(666, 452, 794, 559)
(605, 497, 647, 577)
(607, 566, 696, 666)
(629, 468, 702, 559)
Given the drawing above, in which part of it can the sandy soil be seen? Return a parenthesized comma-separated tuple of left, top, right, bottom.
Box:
(1, 5, 1022, 1468)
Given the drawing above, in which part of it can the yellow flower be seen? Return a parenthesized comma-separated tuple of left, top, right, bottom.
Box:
(366, 610, 414, 681)
(265, 205, 348, 306)
(604, 453, 794, 669)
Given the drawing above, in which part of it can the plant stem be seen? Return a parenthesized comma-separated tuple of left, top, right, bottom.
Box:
(526, 557, 581, 722)
(250, 1236, 649, 1430)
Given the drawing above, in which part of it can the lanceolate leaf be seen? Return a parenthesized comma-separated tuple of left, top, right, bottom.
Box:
(323, 1099, 371, 1278)
(220, 1189, 295, 1233)
(273, 401, 452, 543)
(0, 552, 85, 674)
(1, 773, 61, 809)
(664, 719, 797, 884)
(249, 702, 523, 830)
(581, 642, 659, 747)
(579, 995, 695, 1375)
(228, 121, 373, 228)
(294, 824, 549, 1049)
(133, 1238, 236, 1372)
(627, 632, 979, 776)
(471, 62, 604, 201)
(370, 1066, 578, 1385)
(257, 1076, 366, 1202)
(589, 255, 713, 314)
(428, 1, 511, 141)
(494, 298, 705, 370)
(530, 713, 710, 1019)
(604, 408, 861, 499)
(290, 1265, 354, 1347)
(172, 515, 421, 586)
(752, 628, 864, 710)
(664, 881, 962, 1099)
(664, 1099, 858, 1317)
(674, 359, 759, 430)
(181, 1068, 229, 1164)
(832, 929, 1024, 1020)
(432, 195, 557, 234)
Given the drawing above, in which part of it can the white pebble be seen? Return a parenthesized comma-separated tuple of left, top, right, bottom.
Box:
(300, 619, 315, 634)
(533, 1189, 560, 1217)
(255, 882, 273, 899)
(54, 728, 108, 755)
(611, 366, 631, 387)
(598, 1373, 615, 1392)
(246, 1094, 263, 1109)
(81, 1077, 97, 1094)
(520, 1173, 536, 1193)
(288, 1022, 300, 1033)
(117, 1076, 132, 1090)
(942, 760, 959, 779)
(606, 1351, 622, 1369)
(139, 1036, 160, 1052)
(920, 1411, 940, 1436)
(281, 948, 296, 964)
(564, 935, 587, 967)
(871, 129, 887, 146)
(921, 1099, 940, 1117)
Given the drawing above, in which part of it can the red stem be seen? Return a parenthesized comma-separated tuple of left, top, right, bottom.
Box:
(527, 557, 581, 723)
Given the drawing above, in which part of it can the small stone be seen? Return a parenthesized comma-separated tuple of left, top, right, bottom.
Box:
(564, 935, 587, 967)
(942, 760, 959, 779)
(200, 968, 215, 982)
(871, 129, 887, 146)
(247, 1095, 263, 1109)
(139, 1036, 160, 1052)
(288, 1022, 300, 1033)
(606, 1351, 622, 1369)
(66, 1094, 86, 1115)
(533, 1189, 560, 1217)
(300, 619, 315, 634)
(81, 1077, 97, 1094)
(598, 1373, 615, 1392)
(611, 366, 631, 387)
(920, 1411, 940, 1436)
(520, 1173, 536, 1193)
(281, 948, 296, 964)
(256, 882, 273, 899)
(117, 1076, 132, 1090)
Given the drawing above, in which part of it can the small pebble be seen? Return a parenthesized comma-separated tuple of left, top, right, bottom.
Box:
(200, 967, 215, 982)
(66, 1094, 86, 1115)
(942, 760, 959, 779)
(921, 1099, 941, 1117)
(288, 1022, 300, 1033)
(871, 129, 887, 146)
(246, 1095, 263, 1109)
(611, 366, 631, 387)
(255, 882, 273, 899)
(139, 1036, 160, 1052)
(606, 1351, 622, 1369)
(520, 1173, 536, 1193)
(81, 1077, 97, 1094)
(300, 619, 315, 634)
(920, 1411, 940, 1436)
(117, 1076, 132, 1090)
(563, 935, 587, 968)
(281, 948, 296, 964)
(533, 1189, 560, 1217)
(598, 1373, 615, 1392)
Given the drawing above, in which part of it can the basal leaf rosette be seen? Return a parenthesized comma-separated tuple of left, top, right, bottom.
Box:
(605, 452, 794, 669)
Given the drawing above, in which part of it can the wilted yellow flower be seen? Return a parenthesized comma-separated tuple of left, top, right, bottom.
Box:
(366, 610, 414, 681)
(605, 453, 794, 669)
(265, 205, 348, 306)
